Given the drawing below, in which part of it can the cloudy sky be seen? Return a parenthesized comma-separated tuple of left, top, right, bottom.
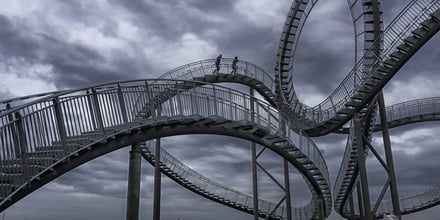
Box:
(1, 0, 439, 220)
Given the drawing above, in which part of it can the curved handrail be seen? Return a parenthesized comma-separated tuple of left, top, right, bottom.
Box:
(0, 89, 71, 114)
(0, 79, 331, 217)
(378, 96, 440, 128)
(375, 185, 440, 216)
(158, 58, 275, 92)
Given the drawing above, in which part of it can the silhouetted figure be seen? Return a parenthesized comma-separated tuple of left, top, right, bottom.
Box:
(231, 56, 238, 74)
(213, 54, 222, 74)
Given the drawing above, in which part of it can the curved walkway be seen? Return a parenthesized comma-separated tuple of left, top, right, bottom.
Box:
(140, 142, 315, 220)
(0, 79, 330, 218)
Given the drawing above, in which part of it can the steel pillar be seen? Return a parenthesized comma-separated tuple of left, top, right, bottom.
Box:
(354, 118, 372, 220)
(357, 183, 364, 220)
(126, 143, 142, 220)
(153, 139, 162, 220)
(250, 88, 259, 220)
(318, 195, 325, 220)
(378, 91, 401, 219)
(283, 159, 292, 220)
(348, 192, 355, 220)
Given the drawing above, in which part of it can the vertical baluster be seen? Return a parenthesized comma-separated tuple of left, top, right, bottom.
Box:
(118, 85, 128, 124)
(53, 97, 68, 157)
(91, 88, 105, 133)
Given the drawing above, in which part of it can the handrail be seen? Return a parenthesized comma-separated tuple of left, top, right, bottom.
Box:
(0, 79, 331, 217)
(140, 142, 315, 219)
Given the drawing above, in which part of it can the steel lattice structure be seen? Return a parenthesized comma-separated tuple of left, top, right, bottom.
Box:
(0, 0, 439, 219)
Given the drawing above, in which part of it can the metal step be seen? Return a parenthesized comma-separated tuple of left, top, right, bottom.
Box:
(396, 43, 412, 53)
(411, 26, 430, 38)
(421, 17, 438, 30)
(404, 36, 419, 46)
(389, 51, 405, 60)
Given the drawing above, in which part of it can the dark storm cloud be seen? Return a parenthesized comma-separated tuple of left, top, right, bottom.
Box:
(0, 14, 142, 88)
(110, 0, 234, 40)
(0, 15, 39, 59)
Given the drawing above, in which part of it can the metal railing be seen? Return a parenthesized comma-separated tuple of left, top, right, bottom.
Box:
(343, 185, 440, 217)
(158, 58, 275, 93)
(334, 96, 440, 209)
(141, 142, 315, 219)
(277, 0, 439, 126)
(379, 186, 440, 214)
(331, 0, 440, 216)
(0, 79, 330, 216)
(382, 97, 440, 123)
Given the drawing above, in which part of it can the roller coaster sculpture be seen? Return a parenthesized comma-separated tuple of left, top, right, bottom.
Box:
(0, 0, 439, 219)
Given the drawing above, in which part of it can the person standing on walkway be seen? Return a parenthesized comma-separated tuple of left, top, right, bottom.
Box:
(213, 54, 222, 74)
(231, 56, 238, 74)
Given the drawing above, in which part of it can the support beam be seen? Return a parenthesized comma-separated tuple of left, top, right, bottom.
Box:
(372, 177, 391, 215)
(252, 142, 259, 220)
(318, 195, 325, 220)
(126, 143, 142, 220)
(349, 192, 355, 220)
(354, 118, 372, 220)
(264, 196, 286, 220)
(153, 139, 162, 220)
(378, 91, 401, 219)
(250, 88, 259, 220)
(257, 163, 284, 190)
(357, 183, 364, 220)
(283, 159, 292, 220)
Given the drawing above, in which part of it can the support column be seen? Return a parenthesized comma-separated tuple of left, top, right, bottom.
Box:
(318, 195, 325, 220)
(126, 143, 142, 220)
(357, 183, 364, 220)
(153, 139, 162, 220)
(378, 91, 401, 219)
(348, 192, 355, 220)
(283, 159, 292, 220)
(354, 118, 372, 220)
(250, 88, 259, 220)
(252, 142, 259, 220)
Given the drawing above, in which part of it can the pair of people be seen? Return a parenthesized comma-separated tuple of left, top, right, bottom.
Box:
(213, 54, 239, 74)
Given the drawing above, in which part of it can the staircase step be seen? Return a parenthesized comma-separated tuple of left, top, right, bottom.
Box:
(389, 50, 405, 60)
(404, 36, 419, 45)
(411, 26, 430, 38)
(421, 17, 438, 30)
(383, 58, 398, 67)
(371, 71, 386, 80)
(431, 10, 440, 22)
(377, 65, 392, 74)
(396, 43, 412, 53)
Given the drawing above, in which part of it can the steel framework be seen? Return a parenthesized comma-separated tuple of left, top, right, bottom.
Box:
(0, 0, 439, 219)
